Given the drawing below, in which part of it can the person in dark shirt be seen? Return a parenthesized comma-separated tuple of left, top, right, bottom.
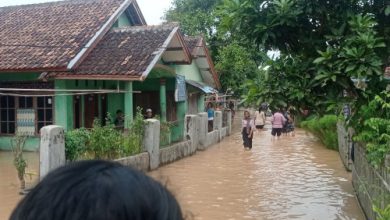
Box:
(114, 110, 124, 130)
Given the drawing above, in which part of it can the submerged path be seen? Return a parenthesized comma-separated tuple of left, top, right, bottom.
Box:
(150, 125, 365, 219)
(1, 120, 365, 219)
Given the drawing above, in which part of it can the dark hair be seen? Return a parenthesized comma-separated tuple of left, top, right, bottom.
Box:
(11, 160, 183, 220)
(116, 109, 123, 114)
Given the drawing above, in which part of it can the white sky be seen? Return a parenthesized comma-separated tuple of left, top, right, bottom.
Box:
(0, 0, 173, 25)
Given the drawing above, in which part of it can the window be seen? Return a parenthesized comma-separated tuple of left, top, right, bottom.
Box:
(0, 96, 16, 134)
(18, 97, 33, 109)
(37, 97, 53, 132)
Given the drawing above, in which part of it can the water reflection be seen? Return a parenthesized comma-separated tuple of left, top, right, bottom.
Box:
(150, 128, 365, 220)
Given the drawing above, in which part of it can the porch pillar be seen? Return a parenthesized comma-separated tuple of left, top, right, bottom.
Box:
(159, 79, 167, 121)
(198, 94, 205, 112)
(124, 81, 133, 128)
(54, 80, 73, 131)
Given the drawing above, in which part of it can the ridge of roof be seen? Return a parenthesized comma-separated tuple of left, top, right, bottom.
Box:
(111, 23, 180, 33)
(0, 0, 118, 10)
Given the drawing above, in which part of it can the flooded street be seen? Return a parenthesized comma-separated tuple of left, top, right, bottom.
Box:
(0, 123, 365, 220)
(0, 151, 39, 219)
(150, 126, 365, 219)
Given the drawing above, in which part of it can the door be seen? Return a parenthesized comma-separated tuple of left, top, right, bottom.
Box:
(84, 94, 98, 128)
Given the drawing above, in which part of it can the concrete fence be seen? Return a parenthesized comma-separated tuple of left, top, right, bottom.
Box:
(39, 111, 232, 176)
(352, 143, 390, 220)
(337, 122, 390, 219)
(337, 122, 353, 171)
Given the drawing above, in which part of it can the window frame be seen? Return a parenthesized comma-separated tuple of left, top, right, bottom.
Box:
(0, 95, 55, 136)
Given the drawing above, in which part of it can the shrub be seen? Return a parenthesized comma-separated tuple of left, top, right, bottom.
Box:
(301, 115, 339, 150)
(123, 107, 145, 155)
(89, 119, 123, 159)
(64, 128, 90, 161)
(353, 91, 390, 168)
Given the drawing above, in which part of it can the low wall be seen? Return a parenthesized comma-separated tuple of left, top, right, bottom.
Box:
(159, 140, 193, 165)
(352, 143, 390, 220)
(337, 122, 353, 171)
(205, 130, 220, 149)
(115, 152, 150, 172)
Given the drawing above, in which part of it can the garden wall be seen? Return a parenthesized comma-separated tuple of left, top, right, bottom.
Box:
(115, 152, 150, 172)
(159, 140, 193, 165)
(39, 110, 232, 179)
(337, 122, 353, 171)
(352, 143, 390, 220)
(337, 123, 390, 219)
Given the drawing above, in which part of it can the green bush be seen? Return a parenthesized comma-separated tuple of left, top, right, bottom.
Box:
(353, 91, 390, 168)
(89, 120, 123, 159)
(123, 107, 145, 155)
(65, 108, 145, 160)
(64, 128, 90, 161)
(301, 115, 339, 150)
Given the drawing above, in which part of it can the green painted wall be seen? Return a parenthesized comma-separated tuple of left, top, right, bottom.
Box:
(117, 14, 131, 27)
(0, 137, 40, 151)
(0, 72, 41, 81)
(172, 62, 203, 82)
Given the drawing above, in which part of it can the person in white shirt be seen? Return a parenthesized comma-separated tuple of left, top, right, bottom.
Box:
(254, 107, 266, 130)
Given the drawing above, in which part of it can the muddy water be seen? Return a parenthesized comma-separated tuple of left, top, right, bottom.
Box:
(150, 127, 365, 219)
(0, 151, 39, 219)
(0, 124, 365, 220)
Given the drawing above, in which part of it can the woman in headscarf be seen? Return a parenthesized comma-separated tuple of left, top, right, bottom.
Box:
(242, 110, 255, 150)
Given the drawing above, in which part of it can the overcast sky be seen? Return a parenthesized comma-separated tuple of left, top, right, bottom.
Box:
(0, 0, 173, 25)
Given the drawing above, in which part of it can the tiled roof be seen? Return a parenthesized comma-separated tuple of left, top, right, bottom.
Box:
(0, 0, 128, 72)
(184, 36, 202, 56)
(49, 24, 178, 80)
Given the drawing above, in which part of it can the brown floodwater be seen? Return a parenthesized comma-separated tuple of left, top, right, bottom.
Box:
(0, 151, 39, 219)
(150, 124, 365, 219)
(0, 119, 365, 220)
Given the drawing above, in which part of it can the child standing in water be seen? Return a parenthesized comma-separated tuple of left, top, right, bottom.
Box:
(242, 110, 255, 150)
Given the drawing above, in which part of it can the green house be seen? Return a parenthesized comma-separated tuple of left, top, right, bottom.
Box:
(0, 0, 220, 151)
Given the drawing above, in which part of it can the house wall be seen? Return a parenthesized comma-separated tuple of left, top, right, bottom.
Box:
(133, 77, 185, 142)
(0, 72, 43, 151)
(117, 13, 131, 27)
(172, 62, 203, 82)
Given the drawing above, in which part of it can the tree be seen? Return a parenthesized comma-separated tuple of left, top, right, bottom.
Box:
(215, 42, 258, 96)
(164, 0, 221, 39)
(219, 0, 389, 113)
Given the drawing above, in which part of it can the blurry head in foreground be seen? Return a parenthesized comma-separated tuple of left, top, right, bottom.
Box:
(11, 160, 183, 220)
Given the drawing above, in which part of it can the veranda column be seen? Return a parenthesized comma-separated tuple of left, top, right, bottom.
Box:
(124, 81, 133, 128)
(159, 79, 167, 121)
(54, 80, 73, 130)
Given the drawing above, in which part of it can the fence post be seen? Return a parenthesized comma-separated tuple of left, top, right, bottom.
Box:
(143, 119, 160, 170)
(184, 115, 200, 153)
(197, 112, 208, 150)
(40, 125, 65, 180)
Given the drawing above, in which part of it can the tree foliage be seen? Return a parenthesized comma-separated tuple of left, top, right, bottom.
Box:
(215, 42, 258, 96)
(164, 0, 221, 39)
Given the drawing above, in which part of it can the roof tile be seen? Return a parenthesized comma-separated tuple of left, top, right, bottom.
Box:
(0, 0, 125, 71)
(50, 24, 177, 79)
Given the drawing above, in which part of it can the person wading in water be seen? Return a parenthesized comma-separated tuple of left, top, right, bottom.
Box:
(242, 110, 255, 150)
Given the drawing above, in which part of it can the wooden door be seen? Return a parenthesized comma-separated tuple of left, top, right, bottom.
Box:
(84, 94, 98, 128)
